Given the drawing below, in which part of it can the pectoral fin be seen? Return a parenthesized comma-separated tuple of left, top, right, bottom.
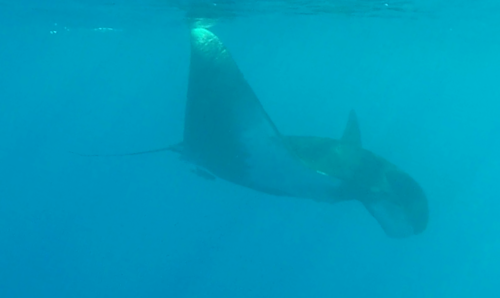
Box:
(181, 28, 340, 199)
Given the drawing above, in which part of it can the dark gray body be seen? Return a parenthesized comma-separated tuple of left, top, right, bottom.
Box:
(177, 28, 428, 238)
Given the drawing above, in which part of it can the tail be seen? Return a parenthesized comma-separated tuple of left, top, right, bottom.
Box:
(69, 143, 183, 157)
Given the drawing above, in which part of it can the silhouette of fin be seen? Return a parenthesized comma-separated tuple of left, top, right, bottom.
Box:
(341, 109, 362, 147)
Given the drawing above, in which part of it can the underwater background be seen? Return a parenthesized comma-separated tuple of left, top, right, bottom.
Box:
(1, 0, 500, 297)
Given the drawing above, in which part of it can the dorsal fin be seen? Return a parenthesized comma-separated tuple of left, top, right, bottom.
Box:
(341, 109, 362, 147)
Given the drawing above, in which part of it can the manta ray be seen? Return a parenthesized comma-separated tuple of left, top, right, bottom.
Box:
(170, 27, 428, 238)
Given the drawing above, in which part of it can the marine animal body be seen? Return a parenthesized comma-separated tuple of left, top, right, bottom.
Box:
(172, 27, 428, 238)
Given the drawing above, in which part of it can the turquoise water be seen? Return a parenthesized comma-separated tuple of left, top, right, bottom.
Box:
(1, 1, 500, 297)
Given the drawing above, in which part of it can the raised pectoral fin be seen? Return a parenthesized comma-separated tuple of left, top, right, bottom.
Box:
(182, 28, 340, 198)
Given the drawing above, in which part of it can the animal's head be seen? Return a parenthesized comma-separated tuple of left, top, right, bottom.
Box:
(340, 110, 429, 238)
(359, 165, 428, 238)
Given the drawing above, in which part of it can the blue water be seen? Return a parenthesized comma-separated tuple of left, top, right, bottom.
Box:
(1, 1, 500, 297)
